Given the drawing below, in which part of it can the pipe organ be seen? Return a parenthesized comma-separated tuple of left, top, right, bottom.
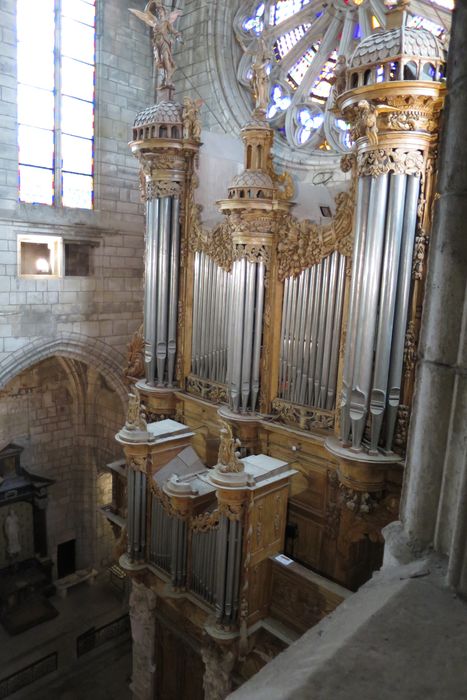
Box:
(117, 3, 446, 694)
(279, 252, 346, 410)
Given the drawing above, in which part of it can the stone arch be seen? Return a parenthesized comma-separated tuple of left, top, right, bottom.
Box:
(0, 332, 128, 407)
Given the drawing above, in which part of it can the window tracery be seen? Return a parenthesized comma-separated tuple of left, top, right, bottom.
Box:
(235, 0, 452, 154)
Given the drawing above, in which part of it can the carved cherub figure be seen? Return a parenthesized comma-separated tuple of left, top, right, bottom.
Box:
(129, 1, 182, 88)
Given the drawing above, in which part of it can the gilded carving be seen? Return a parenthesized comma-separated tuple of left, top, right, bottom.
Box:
(357, 148, 425, 178)
(146, 179, 181, 199)
(188, 195, 234, 271)
(186, 374, 228, 404)
(339, 486, 380, 515)
(217, 420, 244, 473)
(403, 320, 417, 379)
(128, 455, 147, 473)
(124, 324, 145, 381)
(218, 501, 245, 521)
(271, 398, 334, 432)
(394, 404, 410, 451)
(234, 243, 271, 267)
(190, 509, 220, 532)
(276, 184, 355, 280)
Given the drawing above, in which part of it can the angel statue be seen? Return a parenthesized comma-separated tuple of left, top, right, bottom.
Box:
(129, 1, 182, 89)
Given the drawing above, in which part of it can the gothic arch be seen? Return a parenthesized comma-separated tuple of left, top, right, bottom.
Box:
(0, 332, 128, 406)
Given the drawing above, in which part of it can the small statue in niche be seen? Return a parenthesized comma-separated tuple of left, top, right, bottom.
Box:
(129, 1, 182, 89)
(217, 420, 244, 474)
(125, 388, 148, 432)
(4, 506, 21, 561)
(182, 97, 203, 140)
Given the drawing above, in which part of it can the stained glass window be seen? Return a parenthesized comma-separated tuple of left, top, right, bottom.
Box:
(17, 0, 95, 208)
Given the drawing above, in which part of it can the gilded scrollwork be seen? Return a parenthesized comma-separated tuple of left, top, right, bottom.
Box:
(233, 243, 271, 267)
(357, 148, 425, 178)
(218, 501, 245, 521)
(187, 194, 234, 271)
(403, 320, 417, 380)
(128, 455, 147, 473)
(394, 404, 410, 451)
(124, 324, 145, 381)
(271, 398, 334, 432)
(185, 374, 228, 403)
(146, 179, 182, 199)
(190, 509, 220, 532)
(275, 184, 355, 280)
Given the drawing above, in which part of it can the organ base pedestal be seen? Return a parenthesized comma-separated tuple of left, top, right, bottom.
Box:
(325, 436, 401, 492)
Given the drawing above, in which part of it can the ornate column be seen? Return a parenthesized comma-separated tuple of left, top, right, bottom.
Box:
(128, 2, 201, 420)
(217, 117, 292, 417)
(326, 5, 445, 495)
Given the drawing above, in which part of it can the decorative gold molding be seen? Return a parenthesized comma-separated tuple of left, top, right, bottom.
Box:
(233, 243, 271, 267)
(275, 183, 355, 281)
(218, 501, 245, 522)
(190, 509, 220, 532)
(271, 398, 334, 432)
(185, 374, 228, 404)
(357, 148, 425, 178)
(124, 324, 145, 381)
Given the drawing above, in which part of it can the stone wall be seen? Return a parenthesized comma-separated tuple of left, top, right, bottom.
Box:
(0, 356, 124, 573)
(0, 0, 154, 374)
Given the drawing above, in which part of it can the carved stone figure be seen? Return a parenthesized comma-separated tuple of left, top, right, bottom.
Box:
(4, 507, 21, 557)
(182, 97, 203, 140)
(331, 54, 347, 98)
(250, 34, 271, 115)
(217, 420, 243, 473)
(129, 1, 182, 89)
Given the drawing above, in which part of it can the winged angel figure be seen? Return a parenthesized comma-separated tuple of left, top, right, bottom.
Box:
(129, 1, 182, 88)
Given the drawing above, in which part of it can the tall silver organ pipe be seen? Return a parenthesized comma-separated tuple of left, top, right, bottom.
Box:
(227, 259, 265, 413)
(191, 252, 231, 385)
(190, 527, 218, 605)
(149, 496, 173, 574)
(340, 172, 421, 453)
(127, 469, 147, 563)
(278, 251, 346, 410)
(144, 195, 181, 387)
(215, 515, 243, 625)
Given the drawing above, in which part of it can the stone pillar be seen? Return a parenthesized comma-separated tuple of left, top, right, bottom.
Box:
(395, 4, 467, 593)
(202, 643, 236, 700)
(129, 579, 157, 700)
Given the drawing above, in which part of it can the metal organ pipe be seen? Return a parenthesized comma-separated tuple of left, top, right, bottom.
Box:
(144, 198, 160, 384)
(369, 174, 407, 452)
(278, 252, 346, 412)
(340, 176, 371, 442)
(385, 174, 420, 450)
(167, 197, 180, 387)
(144, 195, 181, 387)
(350, 174, 389, 449)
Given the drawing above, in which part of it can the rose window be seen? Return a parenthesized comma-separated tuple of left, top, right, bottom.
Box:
(235, 0, 452, 154)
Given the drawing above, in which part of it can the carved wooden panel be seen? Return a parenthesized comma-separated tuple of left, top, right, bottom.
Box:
(249, 487, 288, 564)
(247, 559, 272, 626)
(268, 558, 350, 635)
